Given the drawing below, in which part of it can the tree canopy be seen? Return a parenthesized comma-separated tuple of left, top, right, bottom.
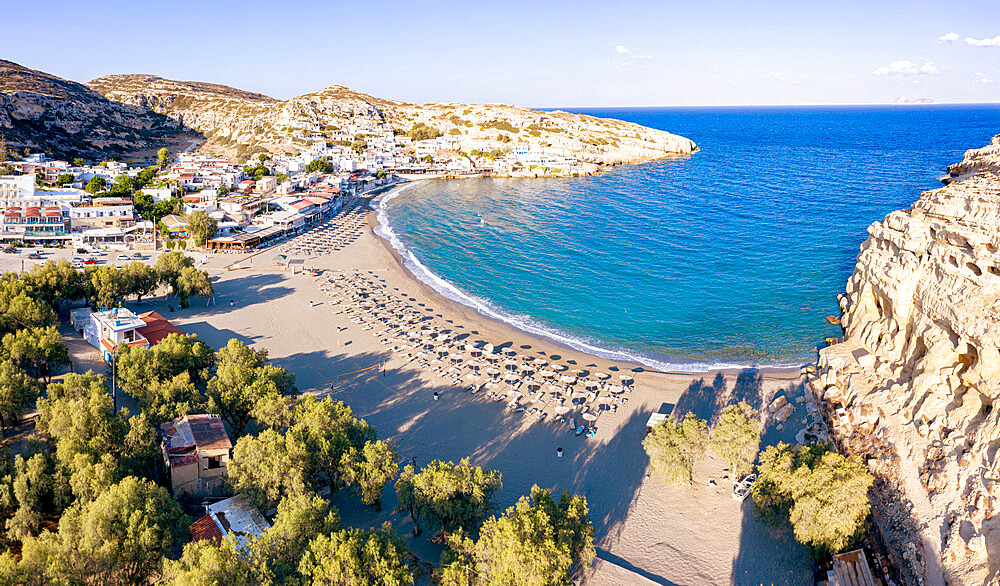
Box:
(642, 412, 709, 485)
(710, 401, 760, 478)
(305, 159, 333, 174)
(440, 485, 595, 586)
(752, 442, 874, 554)
(1, 326, 69, 383)
(395, 458, 501, 537)
(206, 339, 296, 439)
(299, 523, 412, 586)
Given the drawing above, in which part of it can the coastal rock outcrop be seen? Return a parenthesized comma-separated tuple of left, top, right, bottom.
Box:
(816, 135, 1000, 584)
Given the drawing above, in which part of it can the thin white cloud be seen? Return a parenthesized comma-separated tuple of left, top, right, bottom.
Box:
(612, 45, 651, 68)
(871, 60, 939, 76)
(975, 72, 995, 84)
(936, 32, 959, 43)
(965, 35, 1000, 47)
(765, 71, 801, 84)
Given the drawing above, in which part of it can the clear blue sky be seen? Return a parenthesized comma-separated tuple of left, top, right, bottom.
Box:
(3, 0, 998, 107)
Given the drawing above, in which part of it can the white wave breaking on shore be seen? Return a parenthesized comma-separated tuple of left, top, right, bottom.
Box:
(370, 184, 804, 373)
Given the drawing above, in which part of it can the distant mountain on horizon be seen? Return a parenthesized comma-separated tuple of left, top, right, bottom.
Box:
(891, 96, 936, 105)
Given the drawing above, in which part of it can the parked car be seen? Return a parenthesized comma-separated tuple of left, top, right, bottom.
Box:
(131, 252, 144, 259)
(72, 260, 84, 269)
(117, 253, 129, 261)
(76, 248, 88, 254)
(1, 247, 16, 254)
(83, 257, 97, 265)
(27, 251, 42, 259)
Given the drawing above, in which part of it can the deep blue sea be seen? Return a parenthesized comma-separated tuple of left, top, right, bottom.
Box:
(373, 105, 1000, 370)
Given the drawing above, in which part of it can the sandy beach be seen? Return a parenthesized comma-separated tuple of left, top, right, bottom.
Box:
(71, 190, 817, 584)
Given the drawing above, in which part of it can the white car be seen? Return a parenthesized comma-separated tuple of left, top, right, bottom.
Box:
(117, 253, 130, 261)
(131, 252, 144, 259)
(72, 260, 84, 269)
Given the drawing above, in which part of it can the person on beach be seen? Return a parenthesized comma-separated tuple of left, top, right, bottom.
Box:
(433, 391, 439, 401)
(557, 447, 563, 458)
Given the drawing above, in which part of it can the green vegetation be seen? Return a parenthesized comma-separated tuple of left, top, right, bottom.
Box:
(711, 401, 760, 477)
(55, 174, 74, 185)
(84, 177, 106, 194)
(408, 123, 441, 141)
(480, 120, 520, 133)
(350, 139, 367, 154)
(395, 458, 501, 536)
(157, 147, 170, 170)
(305, 158, 333, 174)
(186, 210, 218, 246)
(440, 485, 595, 586)
(752, 443, 874, 554)
(642, 412, 708, 484)
(206, 339, 297, 439)
(299, 523, 412, 585)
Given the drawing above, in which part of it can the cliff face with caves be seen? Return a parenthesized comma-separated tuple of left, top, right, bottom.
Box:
(816, 135, 1000, 584)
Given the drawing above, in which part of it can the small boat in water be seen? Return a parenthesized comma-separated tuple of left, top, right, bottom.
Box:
(732, 473, 757, 501)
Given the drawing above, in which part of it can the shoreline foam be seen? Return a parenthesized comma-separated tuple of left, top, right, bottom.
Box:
(370, 181, 808, 375)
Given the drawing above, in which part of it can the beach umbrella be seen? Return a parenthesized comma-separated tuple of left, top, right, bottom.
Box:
(449, 353, 464, 363)
(504, 373, 520, 383)
(571, 390, 588, 399)
(526, 380, 541, 390)
(539, 369, 555, 378)
(465, 373, 480, 381)
(483, 343, 495, 354)
(533, 357, 548, 366)
(554, 405, 572, 415)
(619, 374, 634, 383)
(581, 412, 598, 422)
(597, 395, 615, 404)
(584, 379, 599, 389)
(487, 367, 500, 377)
(552, 364, 568, 372)
(435, 345, 450, 355)
(606, 384, 623, 394)
(503, 348, 517, 357)
(503, 359, 519, 371)
(560, 375, 577, 384)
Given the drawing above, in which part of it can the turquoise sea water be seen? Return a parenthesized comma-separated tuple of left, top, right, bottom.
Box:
(374, 105, 1000, 370)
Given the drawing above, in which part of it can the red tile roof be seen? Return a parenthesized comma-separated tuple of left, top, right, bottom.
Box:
(190, 514, 224, 543)
(137, 311, 184, 346)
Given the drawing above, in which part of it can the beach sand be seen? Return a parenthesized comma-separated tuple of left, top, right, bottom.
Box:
(138, 193, 814, 584)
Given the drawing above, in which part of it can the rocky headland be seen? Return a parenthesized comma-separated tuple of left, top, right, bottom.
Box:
(87, 75, 698, 167)
(815, 135, 1000, 584)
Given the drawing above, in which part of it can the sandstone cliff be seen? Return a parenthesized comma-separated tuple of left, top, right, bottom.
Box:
(87, 75, 697, 164)
(816, 135, 1000, 584)
(0, 60, 187, 160)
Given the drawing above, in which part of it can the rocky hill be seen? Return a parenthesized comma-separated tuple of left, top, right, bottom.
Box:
(87, 75, 697, 165)
(816, 135, 1000, 584)
(0, 60, 188, 161)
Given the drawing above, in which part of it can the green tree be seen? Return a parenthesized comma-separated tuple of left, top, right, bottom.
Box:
(752, 443, 874, 554)
(642, 412, 709, 485)
(251, 493, 341, 583)
(157, 147, 170, 170)
(206, 339, 296, 438)
(88, 265, 131, 308)
(395, 458, 502, 537)
(305, 159, 333, 174)
(257, 153, 270, 163)
(186, 211, 218, 246)
(162, 536, 257, 586)
(0, 360, 41, 434)
(55, 173, 75, 185)
(154, 250, 195, 295)
(130, 371, 203, 424)
(21, 260, 90, 308)
(122, 261, 159, 302)
(341, 439, 399, 510)
(350, 139, 367, 154)
(176, 266, 213, 307)
(439, 486, 595, 586)
(0, 450, 67, 540)
(299, 523, 413, 586)
(1, 326, 70, 383)
(0, 277, 56, 335)
(72, 157, 85, 167)
(17, 476, 188, 584)
(408, 123, 441, 141)
(711, 401, 760, 478)
(115, 332, 215, 398)
(109, 174, 134, 196)
(84, 176, 106, 194)
(38, 371, 162, 501)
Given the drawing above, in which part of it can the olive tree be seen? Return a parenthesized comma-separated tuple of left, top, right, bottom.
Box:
(395, 458, 502, 537)
(710, 401, 760, 478)
(642, 412, 709, 485)
(752, 442, 874, 554)
(439, 485, 595, 586)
